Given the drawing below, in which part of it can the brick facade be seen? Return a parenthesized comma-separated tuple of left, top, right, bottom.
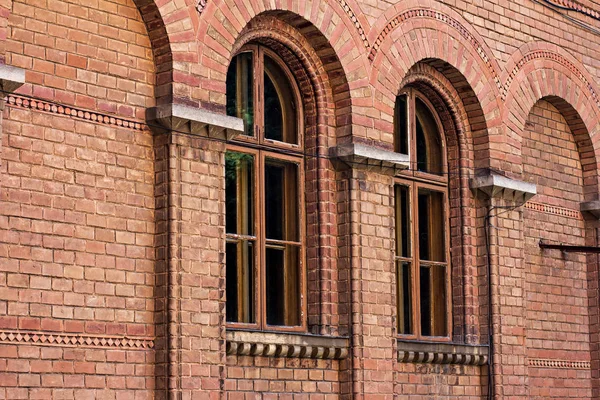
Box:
(0, 0, 598, 398)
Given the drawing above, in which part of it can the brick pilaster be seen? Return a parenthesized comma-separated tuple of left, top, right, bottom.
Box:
(345, 167, 397, 400)
(149, 104, 242, 400)
(472, 171, 536, 399)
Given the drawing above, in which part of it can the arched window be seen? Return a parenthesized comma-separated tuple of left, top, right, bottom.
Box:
(225, 45, 305, 331)
(394, 88, 450, 339)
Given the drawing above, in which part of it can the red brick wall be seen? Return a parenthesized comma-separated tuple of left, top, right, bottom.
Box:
(0, 0, 599, 398)
(226, 356, 340, 398)
(0, 0, 156, 398)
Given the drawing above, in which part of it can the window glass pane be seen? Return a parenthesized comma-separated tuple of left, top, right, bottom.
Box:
(264, 159, 299, 241)
(225, 152, 254, 236)
(226, 240, 255, 323)
(417, 188, 445, 262)
(266, 245, 300, 326)
(394, 94, 409, 154)
(395, 185, 411, 258)
(420, 265, 447, 336)
(415, 98, 443, 175)
(226, 52, 254, 136)
(397, 261, 412, 335)
(264, 55, 298, 144)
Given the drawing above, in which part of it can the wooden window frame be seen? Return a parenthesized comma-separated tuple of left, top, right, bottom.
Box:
(226, 45, 307, 333)
(394, 88, 452, 341)
(230, 45, 304, 153)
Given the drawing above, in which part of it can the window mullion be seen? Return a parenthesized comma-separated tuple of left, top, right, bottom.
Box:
(256, 47, 265, 142)
(411, 182, 421, 339)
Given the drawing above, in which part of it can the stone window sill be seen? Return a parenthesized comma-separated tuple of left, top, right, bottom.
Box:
(397, 340, 489, 365)
(226, 329, 349, 360)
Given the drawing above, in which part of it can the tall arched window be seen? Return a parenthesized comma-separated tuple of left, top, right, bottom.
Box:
(225, 45, 305, 331)
(394, 88, 450, 339)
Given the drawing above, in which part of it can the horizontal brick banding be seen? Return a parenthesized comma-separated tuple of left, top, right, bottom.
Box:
(529, 359, 591, 369)
(0, 329, 154, 349)
(5, 95, 144, 131)
(524, 201, 582, 219)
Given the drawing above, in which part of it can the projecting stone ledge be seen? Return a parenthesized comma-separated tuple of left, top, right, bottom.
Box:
(580, 200, 600, 218)
(0, 64, 25, 94)
(330, 143, 410, 174)
(146, 103, 244, 140)
(470, 170, 536, 202)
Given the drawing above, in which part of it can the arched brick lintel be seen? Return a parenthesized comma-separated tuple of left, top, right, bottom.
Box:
(196, 0, 369, 112)
(505, 59, 600, 192)
(132, 0, 174, 105)
(370, 23, 502, 169)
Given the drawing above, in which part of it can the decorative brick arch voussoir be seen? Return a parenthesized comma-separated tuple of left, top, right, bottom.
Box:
(368, 1, 502, 92)
(198, 0, 368, 112)
(369, 13, 502, 133)
(132, 0, 174, 104)
(505, 60, 600, 193)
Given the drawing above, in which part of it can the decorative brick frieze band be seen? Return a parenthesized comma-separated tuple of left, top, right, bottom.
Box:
(397, 341, 489, 366)
(503, 50, 600, 107)
(5, 94, 145, 131)
(546, 0, 600, 21)
(0, 330, 155, 350)
(369, 9, 501, 90)
(226, 330, 349, 359)
(337, 0, 369, 48)
(196, 0, 207, 15)
(524, 201, 582, 219)
(529, 358, 591, 369)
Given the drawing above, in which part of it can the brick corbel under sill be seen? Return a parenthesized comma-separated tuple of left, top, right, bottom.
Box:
(397, 340, 489, 365)
(226, 329, 349, 360)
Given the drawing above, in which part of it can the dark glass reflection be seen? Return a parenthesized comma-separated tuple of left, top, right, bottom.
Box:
(397, 261, 412, 335)
(418, 189, 445, 262)
(226, 241, 255, 323)
(419, 265, 447, 336)
(264, 56, 297, 144)
(226, 52, 254, 135)
(266, 245, 300, 326)
(415, 98, 442, 175)
(395, 94, 409, 154)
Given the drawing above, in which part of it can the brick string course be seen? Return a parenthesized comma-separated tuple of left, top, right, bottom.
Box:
(0, 0, 599, 399)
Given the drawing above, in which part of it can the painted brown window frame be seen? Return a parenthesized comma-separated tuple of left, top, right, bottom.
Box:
(225, 44, 307, 333)
(394, 88, 452, 341)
